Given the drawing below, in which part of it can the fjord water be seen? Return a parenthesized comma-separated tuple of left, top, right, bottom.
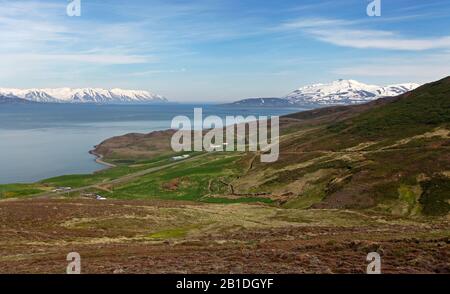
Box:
(0, 104, 302, 184)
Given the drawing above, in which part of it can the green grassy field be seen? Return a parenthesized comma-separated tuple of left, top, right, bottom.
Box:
(0, 183, 49, 198)
(90, 153, 273, 204)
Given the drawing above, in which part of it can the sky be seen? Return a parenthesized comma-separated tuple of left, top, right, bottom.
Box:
(0, 0, 449, 102)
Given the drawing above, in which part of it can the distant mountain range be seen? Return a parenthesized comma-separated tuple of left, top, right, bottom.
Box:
(0, 88, 167, 104)
(227, 97, 294, 107)
(1, 80, 420, 106)
(228, 79, 420, 107)
(0, 95, 37, 104)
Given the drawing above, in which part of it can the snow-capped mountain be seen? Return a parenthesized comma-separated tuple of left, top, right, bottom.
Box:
(226, 80, 420, 107)
(284, 79, 420, 105)
(0, 88, 167, 104)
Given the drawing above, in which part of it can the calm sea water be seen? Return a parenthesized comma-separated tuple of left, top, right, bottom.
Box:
(0, 103, 304, 184)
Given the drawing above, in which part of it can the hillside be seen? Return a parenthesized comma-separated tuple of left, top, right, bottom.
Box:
(238, 76, 450, 215)
(85, 77, 450, 217)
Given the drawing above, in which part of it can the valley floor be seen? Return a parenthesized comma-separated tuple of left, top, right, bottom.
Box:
(0, 198, 448, 274)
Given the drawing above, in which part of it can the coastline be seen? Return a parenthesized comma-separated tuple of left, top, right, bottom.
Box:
(89, 149, 116, 168)
(0, 105, 300, 184)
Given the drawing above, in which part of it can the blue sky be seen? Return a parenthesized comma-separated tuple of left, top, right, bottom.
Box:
(0, 0, 449, 102)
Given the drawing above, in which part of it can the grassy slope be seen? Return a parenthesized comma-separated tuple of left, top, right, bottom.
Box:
(331, 77, 450, 141)
(235, 77, 450, 216)
(79, 76, 449, 215)
(93, 153, 274, 204)
(2, 198, 448, 273)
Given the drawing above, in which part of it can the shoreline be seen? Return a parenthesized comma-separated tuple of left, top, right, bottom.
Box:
(89, 149, 117, 168)
(0, 106, 300, 185)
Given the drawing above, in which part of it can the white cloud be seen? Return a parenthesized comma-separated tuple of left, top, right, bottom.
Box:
(0, 53, 154, 65)
(280, 18, 353, 29)
(129, 68, 187, 76)
(334, 64, 450, 79)
(282, 17, 450, 51)
(310, 28, 450, 51)
(0, 1, 158, 66)
(332, 53, 450, 82)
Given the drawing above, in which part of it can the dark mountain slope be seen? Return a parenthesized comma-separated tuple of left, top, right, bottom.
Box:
(0, 95, 37, 104)
(333, 76, 450, 139)
(224, 97, 294, 107)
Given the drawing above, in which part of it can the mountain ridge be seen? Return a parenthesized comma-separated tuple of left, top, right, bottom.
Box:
(0, 87, 167, 104)
(285, 79, 419, 105)
(228, 79, 420, 107)
(0, 95, 37, 104)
